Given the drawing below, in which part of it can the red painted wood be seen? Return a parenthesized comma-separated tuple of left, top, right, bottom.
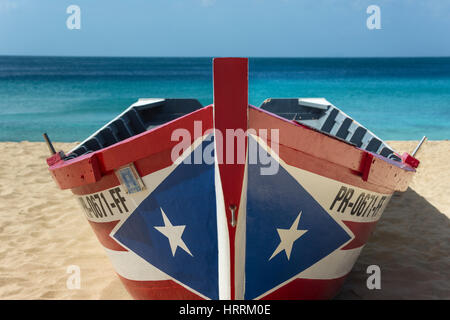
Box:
(276, 144, 393, 194)
(361, 152, 374, 182)
(249, 106, 363, 171)
(71, 172, 120, 196)
(402, 152, 420, 169)
(46, 152, 63, 166)
(248, 106, 415, 193)
(260, 275, 348, 300)
(87, 220, 128, 251)
(213, 58, 248, 300)
(49, 106, 213, 190)
(49, 153, 102, 189)
(117, 275, 203, 300)
(71, 144, 181, 196)
(97, 106, 213, 173)
(366, 153, 414, 192)
(341, 220, 379, 250)
(51, 101, 414, 195)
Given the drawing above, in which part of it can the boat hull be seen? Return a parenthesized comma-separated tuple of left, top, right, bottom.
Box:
(47, 58, 415, 300)
(52, 105, 413, 300)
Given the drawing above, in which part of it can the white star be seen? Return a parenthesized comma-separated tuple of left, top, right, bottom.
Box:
(269, 212, 308, 261)
(154, 208, 193, 257)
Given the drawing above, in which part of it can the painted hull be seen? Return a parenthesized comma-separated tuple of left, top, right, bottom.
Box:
(47, 58, 416, 300)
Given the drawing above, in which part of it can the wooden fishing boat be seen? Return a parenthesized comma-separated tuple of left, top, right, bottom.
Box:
(46, 58, 420, 300)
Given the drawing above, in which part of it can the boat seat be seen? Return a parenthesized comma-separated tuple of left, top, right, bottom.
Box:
(260, 98, 326, 121)
(66, 99, 203, 159)
(366, 138, 382, 153)
(349, 127, 367, 148)
(259, 98, 402, 162)
(335, 117, 353, 139)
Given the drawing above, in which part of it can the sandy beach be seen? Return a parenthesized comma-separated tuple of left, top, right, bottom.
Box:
(0, 140, 448, 300)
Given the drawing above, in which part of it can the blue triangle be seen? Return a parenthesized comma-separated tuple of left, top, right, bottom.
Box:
(245, 137, 351, 299)
(114, 139, 219, 299)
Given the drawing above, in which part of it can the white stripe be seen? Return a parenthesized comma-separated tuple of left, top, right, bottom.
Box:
(104, 248, 210, 300)
(214, 148, 231, 300)
(254, 246, 364, 300)
(234, 153, 248, 300)
(298, 246, 364, 279)
(104, 248, 169, 281)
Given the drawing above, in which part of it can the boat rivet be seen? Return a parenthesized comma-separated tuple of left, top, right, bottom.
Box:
(229, 204, 237, 227)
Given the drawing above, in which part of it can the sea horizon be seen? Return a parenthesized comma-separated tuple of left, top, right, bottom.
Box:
(2, 54, 450, 59)
(1, 55, 449, 142)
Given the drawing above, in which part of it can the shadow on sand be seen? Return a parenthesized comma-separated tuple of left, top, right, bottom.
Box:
(335, 187, 450, 299)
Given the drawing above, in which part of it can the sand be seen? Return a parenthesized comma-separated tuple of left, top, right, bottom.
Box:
(0, 140, 448, 300)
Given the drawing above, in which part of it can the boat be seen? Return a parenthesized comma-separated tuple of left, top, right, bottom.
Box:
(45, 57, 420, 300)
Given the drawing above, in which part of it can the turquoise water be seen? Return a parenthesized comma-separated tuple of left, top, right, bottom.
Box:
(0, 56, 449, 142)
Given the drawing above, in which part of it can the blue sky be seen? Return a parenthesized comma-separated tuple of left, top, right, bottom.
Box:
(0, 0, 449, 57)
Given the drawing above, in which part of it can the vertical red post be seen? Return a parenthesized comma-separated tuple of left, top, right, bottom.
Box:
(213, 58, 248, 300)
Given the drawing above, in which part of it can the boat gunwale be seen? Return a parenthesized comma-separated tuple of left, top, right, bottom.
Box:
(47, 104, 415, 192)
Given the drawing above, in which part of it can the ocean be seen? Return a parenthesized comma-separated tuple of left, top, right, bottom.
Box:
(0, 56, 449, 142)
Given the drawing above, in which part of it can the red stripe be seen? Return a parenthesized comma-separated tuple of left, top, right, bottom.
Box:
(249, 106, 414, 193)
(341, 220, 379, 250)
(98, 107, 212, 173)
(72, 172, 120, 196)
(117, 275, 204, 300)
(213, 58, 249, 300)
(87, 220, 127, 251)
(278, 144, 392, 194)
(58, 102, 414, 196)
(71, 148, 177, 196)
(49, 153, 101, 190)
(49, 106, 213, 190)
(260, 275, 348, 300)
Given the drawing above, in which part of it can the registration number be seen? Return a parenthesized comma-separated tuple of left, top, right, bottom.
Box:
(78, 187, 129, 219)
(329, 186, 387, 218)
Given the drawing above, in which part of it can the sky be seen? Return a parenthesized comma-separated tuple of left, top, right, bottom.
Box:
(0, 0, 449, 57)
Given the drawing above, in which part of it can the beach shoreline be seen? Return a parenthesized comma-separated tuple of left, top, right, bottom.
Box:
(0, 140, 448, 299)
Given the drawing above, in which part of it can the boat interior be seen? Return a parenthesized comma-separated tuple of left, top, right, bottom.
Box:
(65, 98, 203, 160)
(260, 98, 401, 162)
(65, 98, 401, 162)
